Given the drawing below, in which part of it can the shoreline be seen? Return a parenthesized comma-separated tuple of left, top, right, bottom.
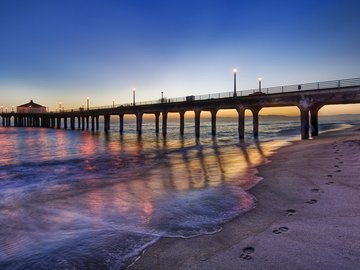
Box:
(130, 125, 360, 269)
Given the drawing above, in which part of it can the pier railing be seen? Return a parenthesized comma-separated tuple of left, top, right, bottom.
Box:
(66, 77, 358, 113)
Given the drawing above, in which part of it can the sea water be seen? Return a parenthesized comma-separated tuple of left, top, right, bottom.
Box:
(0, 115, 354, 269)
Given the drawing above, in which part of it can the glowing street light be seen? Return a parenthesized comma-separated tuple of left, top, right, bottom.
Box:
(233, 69, 237, 97)
(133, 88, 136, 106)
(258, 77, 262, 92)
(87, 97, 90, 110)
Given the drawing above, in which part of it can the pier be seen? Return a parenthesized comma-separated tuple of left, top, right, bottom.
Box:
(1, 77, 359, 139)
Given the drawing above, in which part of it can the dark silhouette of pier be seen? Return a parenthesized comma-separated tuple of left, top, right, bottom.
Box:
(1, 77, 359, 139)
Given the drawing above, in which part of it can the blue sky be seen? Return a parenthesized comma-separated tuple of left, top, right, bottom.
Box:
(0, 0, 359, 111)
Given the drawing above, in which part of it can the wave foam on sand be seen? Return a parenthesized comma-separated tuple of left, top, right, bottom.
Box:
(131, 125, 360, 270)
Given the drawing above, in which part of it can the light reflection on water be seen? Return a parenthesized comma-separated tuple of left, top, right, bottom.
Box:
(0, 117, 349, 269)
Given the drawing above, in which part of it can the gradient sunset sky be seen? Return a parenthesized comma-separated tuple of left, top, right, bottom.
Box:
(0, 0, 359, 115)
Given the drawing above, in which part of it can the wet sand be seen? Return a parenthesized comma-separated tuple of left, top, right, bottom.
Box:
(130, 126, 360, 270)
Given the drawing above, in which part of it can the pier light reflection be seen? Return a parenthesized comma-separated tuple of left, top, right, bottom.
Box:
(0, 122, 295, 270)
(86, 189, 106, 218)
(112, 183, 133, 213)
(79, 133, 97, 157)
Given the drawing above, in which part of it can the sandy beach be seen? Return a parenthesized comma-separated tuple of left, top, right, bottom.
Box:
(130, 125, 360, 270)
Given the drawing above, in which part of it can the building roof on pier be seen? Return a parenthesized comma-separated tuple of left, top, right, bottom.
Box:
(17, 100, 45, 108)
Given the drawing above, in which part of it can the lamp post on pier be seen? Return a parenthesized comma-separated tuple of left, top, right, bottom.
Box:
(112, 99, 115, 108)
(87, 97, 90, 110)
(233, 69, 237, 97)
(161, 91, 164, 103)
(258, 77, 262, 93)
(11, 106, 14, 112)
(1, 106, 3, 113)
(133, 88, 136, 106)
(59, 102, 62, 112)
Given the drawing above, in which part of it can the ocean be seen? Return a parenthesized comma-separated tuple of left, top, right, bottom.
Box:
(0, 115, 355, 269)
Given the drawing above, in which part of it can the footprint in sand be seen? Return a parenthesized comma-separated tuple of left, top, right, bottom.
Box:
(334, 169, 342, 173)
(326, 181, 334, 185)
(339, 154, 343, 157)
(306, 199, 318, 204)
(339, 161, 344, 164)
(311, 188, 320, 192)
(327, 174, 333, 177)
(286, 209, 296, 216)
(272, 227, 289, 234)
(240, 247, 255, 260)
(334, 165, 339, 168)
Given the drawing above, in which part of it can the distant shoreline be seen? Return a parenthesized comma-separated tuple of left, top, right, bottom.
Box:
(130, 124, 360, 269)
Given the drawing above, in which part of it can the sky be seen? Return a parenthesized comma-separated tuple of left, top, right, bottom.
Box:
(0, 0, 359, 115)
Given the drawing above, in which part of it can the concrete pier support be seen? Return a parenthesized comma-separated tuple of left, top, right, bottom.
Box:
(211, 109, 218, 136)
(136, 113, 143, 135)
(96, 116, 99, 130)
(119, 114, 124, 133)
(91, 116, 95, 131)
(237, 106, 245, 140)
(70, 117, 75, 130)
(57, 117, 61, 129)
(104, 115, 110, 132)
(81, 117, 85, 131)
(85, 116, 89, 130)
(179, 111, 185, 136)
(298, 98, 313, 140)
(64, 117, 68, 129)
(40, 117, 44, 128)
(162, 111, 168, 137)
(77, 117, 81, 129)
(310, 106, 321, 137)
(251, 107, 261, 138)
(300, 108, 310, 139)
(195, 109, 201, 138)
(155, 112, 160, 134)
